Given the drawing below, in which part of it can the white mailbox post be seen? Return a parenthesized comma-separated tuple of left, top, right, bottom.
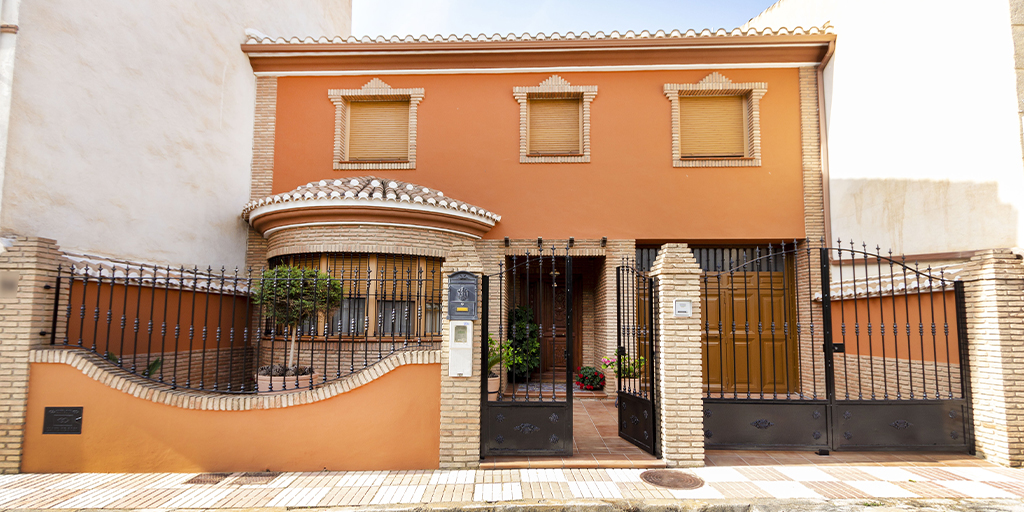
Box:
(448, 320, 474, 377)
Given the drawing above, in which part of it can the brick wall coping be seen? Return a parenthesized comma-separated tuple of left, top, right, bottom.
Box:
(29, 348, 440, 411)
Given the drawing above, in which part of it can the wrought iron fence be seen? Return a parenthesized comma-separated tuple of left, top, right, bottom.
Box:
(49, 253, 442, 394)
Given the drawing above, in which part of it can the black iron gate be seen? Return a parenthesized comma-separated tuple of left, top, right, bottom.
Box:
(700, 241, 973, 452)
(616, 264, 659, 455)
(481, 246, 573, 456)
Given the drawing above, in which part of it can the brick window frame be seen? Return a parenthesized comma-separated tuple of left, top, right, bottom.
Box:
(664, 72, 767, 168)
(328, 78, 425, 170)
(513, 75, 597, 164)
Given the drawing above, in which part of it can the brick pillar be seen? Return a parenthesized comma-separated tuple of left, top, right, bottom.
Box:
(244, 76, 278, 272)
(962, 249, 1024, 466)
(439, 240, 483, 469)
(0, 236, 63, 473)
(649, 243, 703, 467)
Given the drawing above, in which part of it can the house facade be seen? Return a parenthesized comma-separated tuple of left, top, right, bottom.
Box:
(4, 2, 1024, 475)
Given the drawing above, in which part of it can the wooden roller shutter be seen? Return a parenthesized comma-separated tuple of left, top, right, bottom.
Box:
(348, 101, 410, 160)
(529, 98, 581, 155)
(678, 95, 746, 157)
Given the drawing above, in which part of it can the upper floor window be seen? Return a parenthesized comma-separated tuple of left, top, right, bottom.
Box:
(514, 75, 596, 164)
(665, 73, 767, 168)
(529, 98, 582, 156)
(328, 79, 424, 170)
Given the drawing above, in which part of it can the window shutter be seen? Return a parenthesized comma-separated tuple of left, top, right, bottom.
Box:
(529, 98, 581, 154)
(348, 101, 410, 160)
(678, 95, 746, 157)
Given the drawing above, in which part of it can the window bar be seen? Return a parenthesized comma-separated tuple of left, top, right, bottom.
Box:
(728, 262, 738, 399)
(701, 271, 709, 398)
(309, 269, 320, 389)
(767, 245, 778, 398)
(116, 266, 129, 369)
(740, 252, 751, 398)
(847, 243, 861, 399)
(942, 270, 953, 399)
(497, 259, 505, 401)
(159, 266, 172, 385)
(836, 244, 848, 399)
(510, 253, 518, 402)
(618, 266, 624, 397)
(144, 266, 156, 378)
(198, 268, 213, 390)
(889, 252, 901, 399)
(377, 256, 385, 361)
(779, 244, 793, 399)
(716, 268, 725, 398)
(213, 267, 227, 390)
(524, 251, 531, 402)
(171, 267, 185, 389)
(915, 262, 926, 399)
(860, 244, 875, 400)
(55, 265, 67, 346)
(804, 239, 816, 399)
(390, 255, 399, 354)
(365, 260, 372, 369)
(876, 248, 888, 400)
(902, 256, 913, 399)
(928, 265, 939, 398)
(549, 246, 556, 402)
(240, 267, 253, 392)
(128, 267, 141, 373)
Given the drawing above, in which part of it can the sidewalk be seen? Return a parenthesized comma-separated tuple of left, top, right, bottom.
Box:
(1, 452, 1022, 510)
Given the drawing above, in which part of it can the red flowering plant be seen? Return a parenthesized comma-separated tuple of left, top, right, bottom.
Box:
(573, 366, 606, 391)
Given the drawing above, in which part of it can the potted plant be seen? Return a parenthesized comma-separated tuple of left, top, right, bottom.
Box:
(506, 305, 540, 381)
(486, 335, 502, 400)
(251, 265, 342, 392)
(601, 354, 647, 379)
(574, 366, 605, 391)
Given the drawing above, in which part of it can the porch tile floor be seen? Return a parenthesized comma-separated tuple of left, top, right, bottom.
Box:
(0, 454, 1019, 509)
(480, 399, 663, 470)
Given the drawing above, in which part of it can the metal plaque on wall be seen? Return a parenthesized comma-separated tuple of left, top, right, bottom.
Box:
(42, 407, 83, 434)
(447, 271, 478, 320)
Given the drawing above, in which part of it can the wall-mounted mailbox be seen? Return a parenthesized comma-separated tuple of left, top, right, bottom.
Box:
(449, 320, 474, 377)
(673, 299, 692, 317)
(447, 271, 478, 320)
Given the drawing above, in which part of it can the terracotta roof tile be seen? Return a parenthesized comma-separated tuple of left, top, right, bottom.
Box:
(242, 176, 500, 224)
(243, 24, 833, 46)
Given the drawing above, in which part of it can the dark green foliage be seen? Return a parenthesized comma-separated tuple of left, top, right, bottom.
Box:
(506, 305, 540, 380)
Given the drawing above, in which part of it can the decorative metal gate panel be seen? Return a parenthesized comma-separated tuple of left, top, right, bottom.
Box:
(481, 247, 573, 456)
(616, 264, 659, 455)
(700, 242, 973, 452)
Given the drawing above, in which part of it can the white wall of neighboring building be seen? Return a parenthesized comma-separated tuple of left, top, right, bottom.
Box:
(746, 0, 1024, 256)
(1, 0, 351, 267)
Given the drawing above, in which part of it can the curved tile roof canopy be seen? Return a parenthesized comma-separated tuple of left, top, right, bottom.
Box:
(243, 176, 501, 239)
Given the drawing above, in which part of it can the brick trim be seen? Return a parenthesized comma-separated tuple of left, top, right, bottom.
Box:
(514, 75, 597, 164)
(246, 77, 278, 272)
(30, 348, 439, 411)
(328, 78, 425, 170)
(664, 72, 766, 168)
(798, 67, 826, 245)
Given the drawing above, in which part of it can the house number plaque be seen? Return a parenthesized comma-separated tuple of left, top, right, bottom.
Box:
(447, 271, 478, 320)
(42, 407, 83, 434)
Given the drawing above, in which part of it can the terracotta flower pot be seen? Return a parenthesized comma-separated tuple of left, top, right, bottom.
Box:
(256, 372, 321, 394)
(487, 375, 500, 400)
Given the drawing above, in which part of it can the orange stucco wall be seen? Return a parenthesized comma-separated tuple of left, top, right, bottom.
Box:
(273, 69, 807, 242)
(22, 363, 441, 473)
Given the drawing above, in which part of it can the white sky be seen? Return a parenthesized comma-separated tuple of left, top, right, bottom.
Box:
(351, 0, 785, 38)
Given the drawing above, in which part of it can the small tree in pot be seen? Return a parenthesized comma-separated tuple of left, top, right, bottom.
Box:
(252, 266, 342, 388)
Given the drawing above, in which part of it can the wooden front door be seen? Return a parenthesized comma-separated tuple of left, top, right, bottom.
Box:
(701, 271, 799, 396)
(538, 273, 581, 373)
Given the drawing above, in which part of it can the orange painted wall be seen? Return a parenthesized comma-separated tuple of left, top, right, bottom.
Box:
(65, 282, 250, 355)
(23, 363, 441, 473)
(831, 291, 960, 364)
(273, 69, 807, 242)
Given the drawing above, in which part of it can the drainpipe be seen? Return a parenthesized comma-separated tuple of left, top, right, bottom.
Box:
(0, 0, 20, 242)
